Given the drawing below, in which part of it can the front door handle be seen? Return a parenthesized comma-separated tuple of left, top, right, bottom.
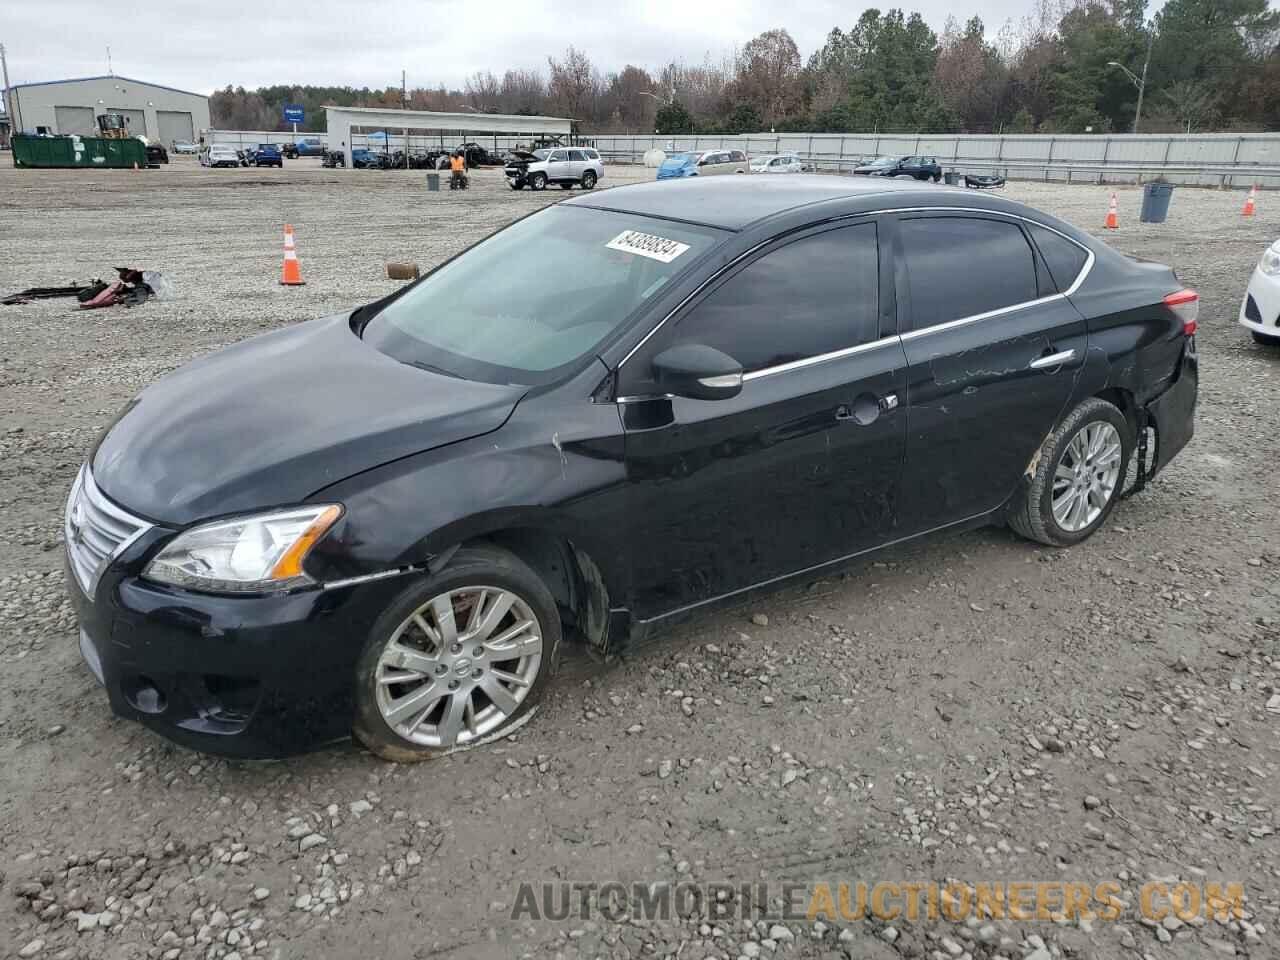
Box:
(1029, 349, 1076, 370)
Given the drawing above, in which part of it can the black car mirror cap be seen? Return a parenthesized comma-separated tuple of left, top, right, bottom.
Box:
(651, 344, 744, 401)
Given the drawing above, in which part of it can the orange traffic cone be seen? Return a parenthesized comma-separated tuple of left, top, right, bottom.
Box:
(280, 224, 305, 286)
(1243, 185, 1257, 217)
(1104, 193, 1119, 230)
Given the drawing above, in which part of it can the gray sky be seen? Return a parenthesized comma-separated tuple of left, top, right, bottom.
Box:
(8, 0, 1093, 94)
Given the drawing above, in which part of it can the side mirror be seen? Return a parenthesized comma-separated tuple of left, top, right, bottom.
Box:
(651, 344, 743, 401)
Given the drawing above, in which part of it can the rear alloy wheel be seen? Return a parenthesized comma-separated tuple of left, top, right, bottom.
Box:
(1008, 397, 1132, 547)
(353, 545, 560, 762)
(581, 170, 597, 189)
(529, 172, 547, 191)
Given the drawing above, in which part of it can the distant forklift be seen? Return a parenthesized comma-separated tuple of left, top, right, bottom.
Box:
(96, 113, 129, 138)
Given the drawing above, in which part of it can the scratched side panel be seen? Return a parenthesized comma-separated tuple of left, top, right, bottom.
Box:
(898, 300, 1087, 533)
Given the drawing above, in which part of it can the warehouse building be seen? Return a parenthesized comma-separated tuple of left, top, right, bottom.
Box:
(5, 75, 210, 145)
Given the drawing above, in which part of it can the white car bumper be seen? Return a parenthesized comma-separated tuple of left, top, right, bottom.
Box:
(1240, 264, 1280, 336)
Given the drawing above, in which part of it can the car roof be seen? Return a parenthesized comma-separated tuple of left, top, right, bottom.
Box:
(566, 174, 972, 231)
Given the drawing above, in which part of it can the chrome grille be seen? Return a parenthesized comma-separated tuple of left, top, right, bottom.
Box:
(65, 466, 151, 597)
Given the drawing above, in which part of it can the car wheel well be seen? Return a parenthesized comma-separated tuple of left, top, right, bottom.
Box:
(1093, 387, 1138, 435)
(456, 529, 610, 653)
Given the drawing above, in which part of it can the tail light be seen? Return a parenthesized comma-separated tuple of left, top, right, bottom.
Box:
(1164, 289, 1199, 336)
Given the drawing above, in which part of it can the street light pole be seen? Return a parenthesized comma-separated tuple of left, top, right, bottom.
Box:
(1108, 25, 1154, 134)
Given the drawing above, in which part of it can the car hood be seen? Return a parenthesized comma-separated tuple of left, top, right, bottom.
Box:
(92, 314, 526, 525)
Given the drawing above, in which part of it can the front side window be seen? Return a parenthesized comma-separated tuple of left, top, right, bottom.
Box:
(656, 223, 880, 375)
(900, 217, 1039, 330)
(549, 150, 567, 162)
(364, 206, 725, 385)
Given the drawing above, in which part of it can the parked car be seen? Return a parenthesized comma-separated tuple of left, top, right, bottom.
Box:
(252, 144, 283, 168)
(139, 140, 168, 166)
(1240, 238, 1280, 345)
(750, 153, 803, 174)
(171, 141, 198, 155)
(853, 155, 942, 181)
(504, 147, 602, 191)
(284, 137, 325, 159)
(351, 148, 391, 169)
(321, 149, 346, 168)
(64, 176, 1197, 762)
(455, 143, 503, 167)
(200, 145, 241, 168)
(657, 149, 748, 180)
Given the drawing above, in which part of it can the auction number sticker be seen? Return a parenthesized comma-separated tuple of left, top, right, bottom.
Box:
(606, 230, 690, 264)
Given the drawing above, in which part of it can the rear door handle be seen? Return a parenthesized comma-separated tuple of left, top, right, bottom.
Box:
(1029, 349, 1076, 370)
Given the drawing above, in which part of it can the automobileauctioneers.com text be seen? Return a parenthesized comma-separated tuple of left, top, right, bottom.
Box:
(510, 879, 1246, 924)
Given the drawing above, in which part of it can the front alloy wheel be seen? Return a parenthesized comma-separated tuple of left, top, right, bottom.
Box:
(354, 545, 560, 762)
(374, 587, 542, 747)
(529, 172, 547, 191)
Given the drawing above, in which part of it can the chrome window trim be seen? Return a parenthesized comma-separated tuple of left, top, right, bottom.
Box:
(742, 336, 899, 381)
(614, 205, 1094, 383)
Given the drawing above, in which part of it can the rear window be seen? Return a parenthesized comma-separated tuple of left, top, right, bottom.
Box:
(1027, 223, 1090, 292)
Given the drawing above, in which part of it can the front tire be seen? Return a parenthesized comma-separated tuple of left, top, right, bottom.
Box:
(353, 545, 560, 763)
(529, 172, 547, 191)
(1008, 397, 1131, 547)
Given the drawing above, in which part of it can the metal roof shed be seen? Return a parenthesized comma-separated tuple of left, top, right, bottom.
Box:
(324, 105, 572, 168)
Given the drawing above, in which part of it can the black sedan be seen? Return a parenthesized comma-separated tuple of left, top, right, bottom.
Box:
(853, 155, 942, 181)
(65, 176, 1198, 761)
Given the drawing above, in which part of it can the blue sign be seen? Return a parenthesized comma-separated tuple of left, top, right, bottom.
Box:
(283, 104, 304, 124)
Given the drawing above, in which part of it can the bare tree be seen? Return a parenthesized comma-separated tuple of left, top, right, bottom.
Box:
(548, 46, 597, 120)
(733, 29, 803, 126)
(464, 71, 501, 112)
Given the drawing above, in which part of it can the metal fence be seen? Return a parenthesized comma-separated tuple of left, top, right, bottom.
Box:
(206, 129, 1280, 187)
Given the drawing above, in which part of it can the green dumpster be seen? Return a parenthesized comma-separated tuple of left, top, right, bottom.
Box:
(12, 134, 148, 169)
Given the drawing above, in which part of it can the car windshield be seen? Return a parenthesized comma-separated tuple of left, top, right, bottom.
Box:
(532, 149, 550, 160)
(661, 153, 694, 167)
(363, 206, 724, 385)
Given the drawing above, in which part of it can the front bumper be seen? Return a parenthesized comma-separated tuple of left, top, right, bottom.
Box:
(65, 532, 406, 758)
(1239, 265, 1280, 336)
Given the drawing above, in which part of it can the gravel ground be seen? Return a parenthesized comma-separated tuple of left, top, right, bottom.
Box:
(1, 158, 1278, 960)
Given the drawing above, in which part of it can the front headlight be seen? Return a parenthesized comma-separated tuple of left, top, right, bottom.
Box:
(1260, 244, 1280, 277)
(144, 505, 342, 593)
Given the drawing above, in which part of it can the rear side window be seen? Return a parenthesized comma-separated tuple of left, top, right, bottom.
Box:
(665, 223, 879, 374)
(730, 150, 746, 162)
(1027, 223, 1089, 292)
(584, 149, 599, 159)
(568, 150, 586, 162)
(900, 217, 1038, 329)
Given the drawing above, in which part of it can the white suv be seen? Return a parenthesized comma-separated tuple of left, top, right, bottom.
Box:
(505, 147, 604, 191)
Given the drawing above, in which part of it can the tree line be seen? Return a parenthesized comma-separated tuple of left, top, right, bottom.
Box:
(211, 0, 1280, 137)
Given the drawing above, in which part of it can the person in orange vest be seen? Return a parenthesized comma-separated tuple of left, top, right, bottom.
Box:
(449, 150, 467, 189)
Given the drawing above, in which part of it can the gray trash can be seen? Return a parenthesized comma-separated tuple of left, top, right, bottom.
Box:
(426, 173, 440, 191)
(1140, 182, 1175, 223)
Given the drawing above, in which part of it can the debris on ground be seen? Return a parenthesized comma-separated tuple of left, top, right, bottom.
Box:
(3, 267, 172, 309)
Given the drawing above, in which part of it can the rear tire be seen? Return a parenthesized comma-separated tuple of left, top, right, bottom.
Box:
(353, 545, 561, 763)
(1007, 397, 1132, 547)
(581, 170, 597, 189)
(1252, 330, 1280, 346)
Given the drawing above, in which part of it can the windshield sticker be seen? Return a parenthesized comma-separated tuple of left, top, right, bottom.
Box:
(606, 230, 691, 264)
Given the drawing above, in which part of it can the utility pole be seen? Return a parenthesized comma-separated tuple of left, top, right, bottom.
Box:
(1, 41, 20, 137)
(1134, 26, 1152, 135)
(1108, 24, 1153, 134)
